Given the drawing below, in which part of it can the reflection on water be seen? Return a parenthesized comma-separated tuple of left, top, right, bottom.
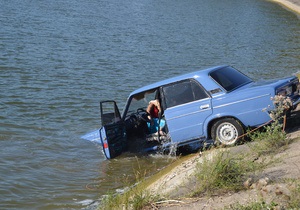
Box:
(90, 154, 176, 191)
(0, 0, 299, 208)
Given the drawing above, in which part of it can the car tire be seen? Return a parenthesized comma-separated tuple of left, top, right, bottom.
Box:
(211, 118, 244, 146)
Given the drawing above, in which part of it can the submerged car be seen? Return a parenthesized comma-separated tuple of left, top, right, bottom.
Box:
(96, 65, 300, 159)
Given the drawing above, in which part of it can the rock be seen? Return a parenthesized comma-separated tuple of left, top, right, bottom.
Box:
(243, 178, 253, 189)
(256, 177, 269, 190)
(275, 184, 291, 200)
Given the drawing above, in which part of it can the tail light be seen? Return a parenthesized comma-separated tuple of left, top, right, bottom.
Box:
(276, 78, 300, 97)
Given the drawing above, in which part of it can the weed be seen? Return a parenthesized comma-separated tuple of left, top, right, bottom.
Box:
(286, 179, 300, 209)
(100, 186, 161, 210)
(226, 200, 279, 210)
(248, 95, 294, 157)
(192, 150, 261, 196)
(100, 192, 125, 210)
(129, 189, 160, 210)
(99, 157, 163, 210)
(248, 122, 289, 157)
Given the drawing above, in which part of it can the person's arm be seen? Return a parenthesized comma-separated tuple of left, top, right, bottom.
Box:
(146, 101, 154, 114)
(146, 100, 154, 121)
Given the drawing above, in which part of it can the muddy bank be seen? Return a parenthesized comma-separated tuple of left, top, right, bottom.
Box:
(149, 137, 300, 209)
(271, 0, 300, 15)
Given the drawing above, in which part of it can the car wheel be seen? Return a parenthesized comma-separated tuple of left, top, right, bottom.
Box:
(211, 118, 244, 145)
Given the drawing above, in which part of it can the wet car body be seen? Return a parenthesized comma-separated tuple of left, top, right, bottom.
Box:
(99, 65, 300, 159)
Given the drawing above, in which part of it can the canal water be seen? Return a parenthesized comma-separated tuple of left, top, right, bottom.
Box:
(1, 0, 299, 209)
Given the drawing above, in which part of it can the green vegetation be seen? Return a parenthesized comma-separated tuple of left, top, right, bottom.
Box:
(248, 120, 290, 157)
(288, 179, 300, 208)
(192, 151, 261, 196)
(100, 187, 160, 210)
(248, 95, 292, 157)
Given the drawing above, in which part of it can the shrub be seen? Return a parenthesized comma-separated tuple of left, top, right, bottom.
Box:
(192, 150, 259, 196)
(248, 95, 293, 157)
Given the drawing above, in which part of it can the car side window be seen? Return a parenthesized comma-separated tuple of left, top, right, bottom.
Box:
(163, 79, 209, 108)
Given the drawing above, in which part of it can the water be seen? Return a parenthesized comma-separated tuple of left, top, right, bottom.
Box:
(0, 0, 299, 209)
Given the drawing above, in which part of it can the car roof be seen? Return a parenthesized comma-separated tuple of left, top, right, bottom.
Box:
(129, 65, 227, 97)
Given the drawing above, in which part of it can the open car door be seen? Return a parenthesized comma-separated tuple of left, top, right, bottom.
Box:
(99, 100, 127, 159)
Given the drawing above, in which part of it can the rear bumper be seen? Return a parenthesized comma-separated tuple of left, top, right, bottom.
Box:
(292, 96, 300, 109)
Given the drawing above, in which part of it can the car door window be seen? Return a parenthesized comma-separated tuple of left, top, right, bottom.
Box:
(163, 79, 209, 108)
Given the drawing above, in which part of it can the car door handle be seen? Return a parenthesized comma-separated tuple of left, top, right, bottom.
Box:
(200, 104, 210, 109)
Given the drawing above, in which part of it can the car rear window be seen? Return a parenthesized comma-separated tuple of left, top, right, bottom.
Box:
(210, 66, 252, 92)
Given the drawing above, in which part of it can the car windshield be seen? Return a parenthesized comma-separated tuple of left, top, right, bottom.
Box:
(209, 66, 252, 92)
(125, 89, 157, 116)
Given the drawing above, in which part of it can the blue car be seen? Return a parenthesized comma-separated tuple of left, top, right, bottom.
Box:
(97, 65, 300, 159)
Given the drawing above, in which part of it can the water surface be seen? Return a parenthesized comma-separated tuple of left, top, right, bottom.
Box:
(0, 0, 299, 209)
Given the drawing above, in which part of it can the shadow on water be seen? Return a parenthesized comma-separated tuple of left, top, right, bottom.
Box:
(87, 152, 177, 190)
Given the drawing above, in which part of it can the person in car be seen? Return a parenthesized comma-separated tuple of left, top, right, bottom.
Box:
(146, 99, 165, 135)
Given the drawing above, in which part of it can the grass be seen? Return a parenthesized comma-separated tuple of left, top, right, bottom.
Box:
(247, 119, 291, 157)
(288, 179, 300, 208)
(190, 141, 281, 197)
(100, 187, 160, 210)
(246, 95, 293, 157)
(192, 150, 260, 196)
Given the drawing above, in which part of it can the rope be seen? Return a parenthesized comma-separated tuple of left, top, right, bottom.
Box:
(237, 119, 273, 140)
(237, 113, 287, 140)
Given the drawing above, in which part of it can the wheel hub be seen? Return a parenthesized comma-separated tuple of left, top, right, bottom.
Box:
(218, 123, 238, 143)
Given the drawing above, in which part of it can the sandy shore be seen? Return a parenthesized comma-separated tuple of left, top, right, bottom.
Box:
(271, 0, 300, 14)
